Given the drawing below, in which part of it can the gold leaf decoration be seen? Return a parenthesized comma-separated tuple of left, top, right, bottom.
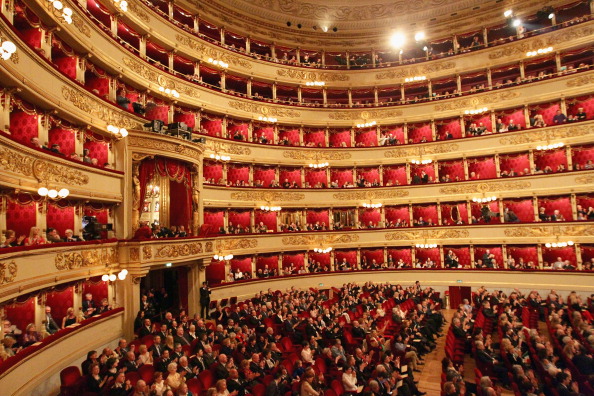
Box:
(328, 109, 403, 120)
(384, 144, 459, 158)
(123, 58, 200, 97)
(282, 150, 351, 160)
(504, 225, 594, 238)
(128, 136, 203, 160)
(276, 69, 349, 82)
(228, 101, 301, 118)
(575, 175, 594, 184)
(566, 74, 594, 88)
(71, 14, 91, 38)
(155, 242, 204, 258)
(385, 229, 470, 240)
(499, 124, 592, 145)
(332, 190, 409, 200)
(128, 0, 150, 23)
(129, 247, 140, 261)
(0, 261, 17, 285)
(375, 61, 456, 80)
(176, 35, 252, 69)
(55, 248, 118, 270)
(439, 181, 531, 195)
(230, 191, 305, 201)
(214, 238, 258, 251)
(281, 234, 359, 246)
(434, 91, 520, 112)
(9, 51, 19, 64)
(205, 140, 251, 156)
(142, 246, 152, 260)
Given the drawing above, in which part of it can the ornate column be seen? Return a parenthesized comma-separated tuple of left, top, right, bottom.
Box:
(555, 52, 562, 73)
(187, 261, 206, 317)
(463, 158, 469, 180)
(191, 164, 202, 235)
(437, 203, 442, 225)
(519, 61, 525, 80)
(566, 146, 573, 170)
(116, 271, 146, 340)
(374, 87, 379, 106)
(501, 245, 508, 269)
(494, 154, 501, 177)
(528, 149, 535, 174)
(378, 165, 384, 185)
(0, 195, 6, 235)
(403, 124, 409, 144)
(459, 116, 466, 137)
(272, 83, 277, 102)
(486, 68, 492, 89)
(348, 89, 353, 108)
(247, 78, 252, 98)
(469, 245, 475, 268)
(570, 194, 577, 221)
(537, 245, 544, 269)
(575, 244, 583, 270)
(498, 198, 505, 223)
(405, 163, 411, 184)
(1, 0, 14, 23)
(322, 87, 327, 107)
(533, 196, 539, 222)
(324, 128, 330, 147)
(524, 105, 531, 128)
(408, 203, 414, 225)
(466, 201, 472, 223)
(439, 247, 445, 268)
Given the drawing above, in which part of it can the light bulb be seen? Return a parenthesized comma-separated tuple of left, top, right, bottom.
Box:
(101, 274, 108, 281)
(390, 32, 405, 49)
(119, 129, 128, 137)
(63, 7, 72, 16)
(512, 19, 521, 27)
(2, 41, 16, 53)
(121, 269, 128, 275)
(58, 188, 69, 198)
(214, 254, 220, 260)
(48, 189, 58, 198)
(38, 187, 49, 196)
(53, 0, 63, 10)
(109, 274, 116, 282)
(568, 241, 574, 246)
(545, 243, 551, 248)
(414, 32, 425, 42)
(118, 271, 126, 280)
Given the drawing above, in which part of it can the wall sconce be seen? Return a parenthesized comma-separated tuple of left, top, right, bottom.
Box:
(362, 202, 382, 208)
(258, 116, 277, 123)
(308, 162, 328, 168)
(305, 81, 325, 86)
(102, 269, 128, 282)
(107, 124, 128, 138)
(0, 40, 17, 60)
(207, 58, 228, 68)
(213, 253, 233, 261)
(545, 240, 574, 248)
(464, 107, 488, 115)
(356, 120, 376, 128)
(158, 86, 180, 99)
(410, 159, 432, 165)
(209, 153, 230, 161)
(404, 76, 426, 83)
(415, 243, 437, 248)
(526, 47, 553, 57)
(313, 247, 332, 253)
(260, 205, 281, 212)
(472, 196, 497, 203)
(536, 142, 563, 151)
(113, 0, 128, 12)
(49, 0, 73, 24)
(38, 186, 69, 199)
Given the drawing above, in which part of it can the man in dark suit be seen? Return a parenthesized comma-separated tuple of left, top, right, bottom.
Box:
(227, 369, 247, 396)
(191, 348, 207, 371)
(82, 293, 97, 317)
(475, 341, 508, 386)
(174, 326, 191, 346)
(139, 318, 153, 338)
(200, 282, 211, 318)
(122, 351, 139, 372)
(265, 372, 283, 396)
(556, 372, 582, 396)
(178, 356, 198, 380)
(149, 336, 163, 359)
(44, 306, 60, 335)
(215, 354, 231, 379)
(572, 348, 594, 377)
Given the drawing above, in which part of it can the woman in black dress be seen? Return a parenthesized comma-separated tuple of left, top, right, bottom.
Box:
(86, 363, 108, 393)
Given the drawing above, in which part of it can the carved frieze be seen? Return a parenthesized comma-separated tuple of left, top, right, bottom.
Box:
(230, 191, 305, 201)
(439, 181, 531, 195)
(499, 124, 592, 145)
(375, 61, 456, 80)
(155, 242, 204, 258)
(434, 92, 520, 112)
(281, 234, 359, 246)
(504, 225, 594, 238)
(123, 58, 200, 97)
(129, 247, 140, 261)
(228, 101, 300, 118)
(71, 14, 91, 38)
(128, 136, 202, 161)
(214, 239, 258, 251)
(142, 246, 152, 260)
(384, 144, 459, 158)
(566, 74, 594, 88)
(328, 109, 403, 120)
(205, 140, 251, 156)
(128, 0, 150, 23)
(575, 175, 594, 185)
(55, 248, 118, 270)
(0, 261, 17, 285)
(282, 150, 351, 160)
(332, 190, 409, 200)
(276, 69, 349, 82)
(385, 229, 470, 240)
(176, 35, 252, 69)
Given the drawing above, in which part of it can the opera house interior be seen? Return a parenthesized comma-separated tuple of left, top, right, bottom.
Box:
(1, 0, 594, 394)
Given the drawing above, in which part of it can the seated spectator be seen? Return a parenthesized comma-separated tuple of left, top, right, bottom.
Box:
(46, 228, 62, 243)
(1, 230, 25, 247)
(553, 109, 567, 124)
(24, 226, 46, 246)
(62, 229, 83, 242)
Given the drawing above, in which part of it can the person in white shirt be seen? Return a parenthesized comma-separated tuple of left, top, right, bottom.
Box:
(301, 343, 314, 364)
(341, 366, 359, 394)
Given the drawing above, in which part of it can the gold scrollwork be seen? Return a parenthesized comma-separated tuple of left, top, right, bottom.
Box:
(282, 150, 351, 160)
(375, 61, 456, 80)
(205, 140, 251, 156)
(129, 247, 140, 261)
(214, 238, 258, 251)
(124, 58, 200, 97)
(71, 14, 91, 38)
(504, 225, 594, 238)
(128, 0, 150, 23)
(276, 69, 349, 82)
(128, 136, 203, 160)
(155, 242, 203, 258)
(566, 74, 594, 88)
(385, 229, 470, 240)
(281, 234, 359, 246)
(575, 175, 594, 184)
(0, 261, 17, 285)
(384, 144, 459, 158)
(142, 246, 152, 260)
(499, 124, 592, 145)
(434, 91, 520, 112)
(439, 181, 531, 195)
(332, 190, 409, 200)
(176, 35, 252, 69)
(230, 191, 305, 201)
(228, 101, 301, 118)
(55, 248, 118, 270)
(328, 109, 403, 120)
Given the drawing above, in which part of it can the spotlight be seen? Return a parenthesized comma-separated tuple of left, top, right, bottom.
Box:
(390, 32, 406, 49)
(297, 23, 302, 29)
(512, 19, 521, 27)
(287, 21, 291, 27)
(332, 27, 337, 32)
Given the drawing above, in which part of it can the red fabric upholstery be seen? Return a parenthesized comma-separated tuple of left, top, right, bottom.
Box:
(542, 247, 577, 267)
(532, 102, 560, 125)
(48, 128, 76, 156)
(46, 203, 75, 235)
(146, 105, 169, 123)
(330, 169, 354, 186)
(227, 122, 248, 140)
(411, 164, 436, 183)
(436, 118, 462, 139)
(387, 248, 412, 266)
(83, 206, 108, 224)
(203, 210, 224, 230)
(306, 210, 329, 226)
(227, 164, 250, 185)
(355, 129, 378, 147)
(308, 252, 330, 267)
(305, 169, 327, 187)
(278, 128, 300, 146)
(20, 28, 42, 49)
(467, 114, 492, 132)
(254, 166, 276, 187)
(203, 162, 223, 183)
(334, 250, 357, 267)
(6, 198, 36, 238)
(534, 149, 568, 172)
(45, 286, 74, 327)
(84, 76, 110, 98)
(438, 160, 465, 182)
(580, 245, 594, 265)
(408, 123, 432, 143)
(470, 201, 500, 224)
(499, 153, 530, 175)
(385, 206, 410, 225)
(53, 56, 77, 80)
(361, 249, 384, 265)
(381, 126, 404, 144)
(228, 210, 250, 229)
(230, 257, 252, 274)
(254, 126, 274, 144)
(256, 255, 279, 272)
(440, 202, 469, 226)
(383, 166, 407, 186)
(498, 108, 526, 128)
(467, 156, 497, 180)
(173, 112, 196, 129)
(304, 130, 326, 147)
(329, 129, 352, 147)
(445, 247, 471, 267)
(503, 198, 535, 222)
(415, 248, 441, 267)
(205, 261, 225, 284)
(359, 209, 381, 227)
(412, 205, 438, 225)
(567, 96, 594, 120)
(474, 246, 503, 268)
(82, 278, 108, 304)
(571, 145, 594, 169)
(282, 253, 304, 270)
(3, 297, 35, 336)
(279, 168, 301, 187)
(9, 111, 39, 145)
(255, 210, 277, 231)
(507, 246, 539, 266)
(83, 140, 109, 166)
(201, 119, 223, 137)
(576, 195, 594, 214)
(537, 196, 573, 221)
(357, 167, 380, 184)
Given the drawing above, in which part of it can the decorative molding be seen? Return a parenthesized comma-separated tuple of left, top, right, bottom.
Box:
(281, 234, 359, 246)
(276, 69, 349, 82)
(328, 109, 403, 120)
(504, 225, 594, 238)
(575, 175, 594, 184)
(499, 124, 592, 145)
(228, 101, 300, 118)
(230, 191, 305, 201)
(55, 248, 118, 270)
(385, 229, 470, 240)
(0, 146, 89, 185)
(123, 58, 200, 97)
(214, 238, 258, 251)
(155, 242, 203, 258)
(142, 246, 152, 260)
(128, 136, 203, 161)
(71, 14, 91, 38)
(9, 51, 19, 64)
(61, 86, 141, 130)
(0, 261, 17, 285)
(128, 0, 150, 23)
(205, 140, 251, 156)
(129, 247, 140, 261)
(282, 150, 351, 160)
(566, 74, 594, 88)
(384, 144, 459, 158)
(176, 34, 252, 69)
(332, 190, 409, 200)
(439, 181, 531, 195)
(375, 61, 456, 80)
(434, 91, 520, 112)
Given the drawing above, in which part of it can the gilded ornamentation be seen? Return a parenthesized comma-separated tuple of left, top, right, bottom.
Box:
(124, 58, 200, 97)
(0, 147, 89, 185)
(439, 181, 531, 195)
(62, 86, 141, 130)
(283, 150, 351, 160)
(71, 14, 91, 38)
(205, 140, 251, 156)
(9, 52, 19, 64)
(176, 35, 252, 69)
(281, 234, 359, 246)
(142, 246, 152, 260)
(214, 238, 258, 251)
(384, 144, 458, 158)
(575, 175, 594, 184)
(0, 261, 17, 285)
(385, 229, 470, 240)
(504, 225, 594, 238)
(129, 247, 140, 261)
(55, 248, 118, 270)
(128, 136, 203, 160)
(375, 61, 456, 80)
(434, 92, 520, 112)
(499, 124, 592, 145)
(128, 1, 150, 23)
(333, 190, 409, 200)
(230, 191, 305, 201)
(228, 101, 301, 118)
(328, 109, 403, 120)
(155, 242, 203, 258)
(276, 69, 349, 82)
(566, 74, 594, 88)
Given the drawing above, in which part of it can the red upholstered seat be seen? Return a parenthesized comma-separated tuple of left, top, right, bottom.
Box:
(228, 210, 251, 229)
(503, 198, 535, 223)
(305, 169, 327, 187)
(415, 248, 441, 267)
(48, 128, 76, 156)
(359, 208, 381, 227)
(537, 196, 573, 222)
(385, 205, 410, 226)
(387, 248, 412, 267)
(186, 378, 202, 395)
(279, 168, 301, 186)
(227, 164, 250, 185)
(230, 257, 252, 274)
(436, 118, 462, 139)
(203, 162, 224, 183)
(306, 210, 330, 226)
(203, 210, 224, 230)
(412, 204, 439, 225)
(439, 160, 465, 182)
(138, 364, 155, 385)
(330, 168, 354, 186)
(254, 125, 275, 144)
(254, 166, 276, 186)
(60, 366, 83, 396)
(10, 110, 39, 145)
(499, 153, 531, 176)
(355, 128, 378, 147)
(282, 253, 305, 272)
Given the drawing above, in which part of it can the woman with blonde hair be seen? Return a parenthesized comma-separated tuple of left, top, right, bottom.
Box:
(22, 323, 42, 346)
(164, 335, 175, 353)
(300, 371, 320, 396)
(62, 307, 78, 328)
(24, 227, 46, 246)
(138, 344, 153, 366)
(165, 362, 183, 391)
